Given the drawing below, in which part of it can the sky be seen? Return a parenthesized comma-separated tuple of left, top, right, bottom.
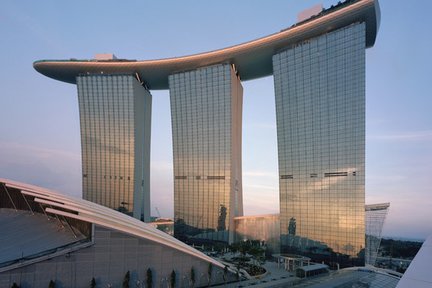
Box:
(0, 0, 431, 240)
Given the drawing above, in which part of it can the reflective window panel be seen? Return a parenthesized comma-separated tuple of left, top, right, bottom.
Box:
(77, 75, 152, 221)
(169, 64, 243, 243)
(273, 23, 366, 267)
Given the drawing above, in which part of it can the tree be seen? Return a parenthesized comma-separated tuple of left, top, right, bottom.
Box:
(217, 205, 227, 231)
(207, 263, 213, 287)
(11, 283, 19, 288)
(229, 243, 237, 254)
(238, 241, 252, 258)
(48, 280, 56, 288)
(288, 217, 296, 235)
(170, 270, 176, 288)
(190, 267, 195, 288)
(146, 268, 153, 288)
(90, 277, 96, 288)
(249, 246, 265, 265)
(123, 271, 130, 288)
(223, 265, 228, 284)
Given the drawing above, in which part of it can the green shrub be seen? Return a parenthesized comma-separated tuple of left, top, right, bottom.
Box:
(190, 267, 195, 288)
(123, 271, 130, 288)
(170, 270, 176, 288)
(90, 277, 96, 288)
(146, 268, 153, 288)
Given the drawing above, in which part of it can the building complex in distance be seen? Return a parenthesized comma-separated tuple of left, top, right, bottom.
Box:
(33, 0, 380, 266)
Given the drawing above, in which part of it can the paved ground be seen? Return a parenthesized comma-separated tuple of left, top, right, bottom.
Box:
(212, 261, 301, 287)
(211, 264, 400, 288)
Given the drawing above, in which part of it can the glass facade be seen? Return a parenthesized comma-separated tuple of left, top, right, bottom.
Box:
(365, 203, 390, 266)
(169, 63, 243, 243)
(273, 23, 366, 267)
(234, 214, 280, 253)
(77, 75, 152, 221)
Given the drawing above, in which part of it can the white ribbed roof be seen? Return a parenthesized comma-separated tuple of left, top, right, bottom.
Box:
(0, 178, 224, 268)
(0, 209, 86, 266)
(396, 235, 432, 288)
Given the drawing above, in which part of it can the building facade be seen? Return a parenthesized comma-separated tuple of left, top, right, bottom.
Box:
(232, 203, 389, 267)
(169, 64, 243, 243)
(0, 179, 230, 288)
(77, 75, 152, 221)
(34, 0, 380, 261)
(274, 23, 366, 267)
(234, 214, 280, 253)
(365, 203, 390, 266)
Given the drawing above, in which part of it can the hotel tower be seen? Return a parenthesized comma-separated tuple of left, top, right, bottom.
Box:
(34, 0, 380, 263)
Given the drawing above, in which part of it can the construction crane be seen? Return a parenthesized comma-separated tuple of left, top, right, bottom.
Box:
(155, 207, 161, 219)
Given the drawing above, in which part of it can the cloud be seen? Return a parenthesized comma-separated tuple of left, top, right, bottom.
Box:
(244, 184, 278, 191)
(243, 191, 279, 216)
(2, 4, 62, 54)
(366, 175, 407, 182)
(245, 122, 276, 130)
(0, 141, 81, 197)
(0, 141, 177, 218)
(151, 160, 173, 172)
(243, 169, 279, 216)
(150, 160, 174, 217)
(243, 170, 278, 179)
(368, 130, 432, 141)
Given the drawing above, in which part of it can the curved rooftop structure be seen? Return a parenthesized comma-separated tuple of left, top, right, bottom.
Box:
(0, 178, 223, 271)
(397, 235, 432, 288)
(33, 0, 380, 89)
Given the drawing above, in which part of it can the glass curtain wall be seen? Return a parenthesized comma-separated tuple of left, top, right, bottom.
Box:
(169, 63, 243, 243)
(77, 75, 152, 221)
(365, 203, 390, 266)
(273, 23, 366, 267)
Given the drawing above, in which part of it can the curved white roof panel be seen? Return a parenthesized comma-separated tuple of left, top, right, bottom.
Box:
(0, 178, 224, 269)
(0, 209, 87, 267)
(396, 235, 432, 288)
(33, 0, 380, 90)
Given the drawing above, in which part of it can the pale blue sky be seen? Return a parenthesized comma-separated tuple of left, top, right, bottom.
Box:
(0, 0, 431, 239)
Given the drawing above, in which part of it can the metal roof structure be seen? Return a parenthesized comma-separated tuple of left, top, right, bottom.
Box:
(0, 209, 87, 268)
(33, 0, 380, 89)
(300, 267, 401, 288)
(396, 235, 432, 288)
(298, 263, 329, 272)
(0, 178, 223, 272)
(366, 203, 390, 211)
